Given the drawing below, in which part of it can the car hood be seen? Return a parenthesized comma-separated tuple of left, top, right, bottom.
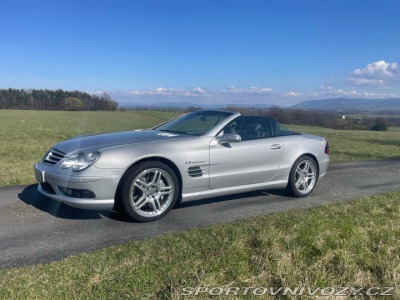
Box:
(53, 130, 193, 155)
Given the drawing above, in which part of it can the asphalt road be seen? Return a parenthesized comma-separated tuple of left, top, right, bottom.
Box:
(1, 160, 400, 269)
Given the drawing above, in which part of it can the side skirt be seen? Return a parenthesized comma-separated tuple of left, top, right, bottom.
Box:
(182, 180, 288, 202)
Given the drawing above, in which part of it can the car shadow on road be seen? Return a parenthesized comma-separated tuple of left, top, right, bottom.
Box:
(176, 189, 288, 209)
(18, 184, 131, 221)
(18, 184, 291, 221)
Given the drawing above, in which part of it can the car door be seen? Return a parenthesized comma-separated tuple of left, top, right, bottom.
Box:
(209, 116, 284, 189)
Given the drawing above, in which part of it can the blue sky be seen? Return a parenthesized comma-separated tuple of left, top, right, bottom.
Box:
(0, 0, 399, 105)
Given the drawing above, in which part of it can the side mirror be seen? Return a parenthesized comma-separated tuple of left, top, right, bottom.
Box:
(218, 134, 241, 144)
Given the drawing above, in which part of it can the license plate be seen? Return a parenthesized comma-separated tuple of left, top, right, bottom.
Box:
(35, 169, 45, 183)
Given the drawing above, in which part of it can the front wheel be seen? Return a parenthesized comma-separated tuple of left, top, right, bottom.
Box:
(117, 161, 179, 222)
(287, 156, 318, 197)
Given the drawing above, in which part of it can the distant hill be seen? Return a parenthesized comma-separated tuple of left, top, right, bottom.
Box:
(291, 98, 400, 112)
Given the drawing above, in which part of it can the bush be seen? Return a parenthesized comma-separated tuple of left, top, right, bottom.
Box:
(370, 117, 389, 131)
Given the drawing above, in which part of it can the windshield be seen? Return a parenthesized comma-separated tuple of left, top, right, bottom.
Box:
(154, 110, 233, 136)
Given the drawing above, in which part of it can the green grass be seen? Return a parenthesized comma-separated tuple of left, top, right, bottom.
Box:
(287, 124, 400, 162)
(1, 110, 399, 298)
(1, 191, 399, 299)
(0, 110, 179, 186)
(1, 109, 399, 186)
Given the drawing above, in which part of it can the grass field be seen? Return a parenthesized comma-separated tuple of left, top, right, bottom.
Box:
(287, 124, 400, 162)
(0, 191, 399, 299)
(1, 110, 399, 299)
(1, 109, 400, 186)
(0, 110, 178, 186)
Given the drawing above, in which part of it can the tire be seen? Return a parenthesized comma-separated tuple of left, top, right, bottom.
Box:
(173, 195, 183, 208)
(286, 156, 318, 197)
(117, 161, 179, 222)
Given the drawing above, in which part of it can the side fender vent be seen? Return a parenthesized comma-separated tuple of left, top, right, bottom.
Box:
(188, 166, 204, 178)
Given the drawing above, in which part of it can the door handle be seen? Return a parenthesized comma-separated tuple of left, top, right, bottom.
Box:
(270, 144, 282, 150)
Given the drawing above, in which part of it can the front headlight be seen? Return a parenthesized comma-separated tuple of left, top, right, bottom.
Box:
(61, 151, 100, 172)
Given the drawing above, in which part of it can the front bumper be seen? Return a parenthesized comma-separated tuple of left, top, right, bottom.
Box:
(34, 163, 124, 210)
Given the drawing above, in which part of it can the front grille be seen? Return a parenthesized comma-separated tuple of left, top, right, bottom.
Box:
(42, 148, 65, 165)
(58, 186, 96, 199)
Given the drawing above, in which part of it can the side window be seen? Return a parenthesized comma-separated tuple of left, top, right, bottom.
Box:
(221, 116, 278, 141)
(222, 117, 243, 135)
(240, 116, 276, 141)
(242, 123, 264, 140)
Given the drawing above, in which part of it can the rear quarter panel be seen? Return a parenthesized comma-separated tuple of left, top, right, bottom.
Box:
(276, 134, 329, 180)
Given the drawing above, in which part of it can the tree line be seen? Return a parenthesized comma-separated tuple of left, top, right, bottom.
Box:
(0, 89, 118, 111)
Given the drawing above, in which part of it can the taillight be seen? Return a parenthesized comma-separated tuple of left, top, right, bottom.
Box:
(324, 141, 329, 154)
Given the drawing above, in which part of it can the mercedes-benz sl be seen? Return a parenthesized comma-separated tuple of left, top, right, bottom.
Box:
(34, 110, 329, 222)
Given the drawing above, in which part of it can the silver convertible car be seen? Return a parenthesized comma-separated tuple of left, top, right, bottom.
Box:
(34, 110, 329, 222)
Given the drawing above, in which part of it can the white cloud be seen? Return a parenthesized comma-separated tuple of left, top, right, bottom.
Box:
(361, 91, 396, 97)
(286, 91, 301, 97)
(85, 90, 111, 96)
(127, 90, 144, 95)
(222, 86, 275, 94)
(192, 87, 206, 94)
(309, 83, 396, 99)
(118, 86, 282, 106)
(248, 86, 274, 93)
(113, 82, 399, 107)
(224, 86, 243, 94)
(346, 60, 400, 86)
(154, 87, 169, 93)
(127, 87, 197, 96)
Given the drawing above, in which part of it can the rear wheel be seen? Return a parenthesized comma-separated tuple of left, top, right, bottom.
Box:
(287, 156, 318, 197)
(117, 161, 179, 222)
